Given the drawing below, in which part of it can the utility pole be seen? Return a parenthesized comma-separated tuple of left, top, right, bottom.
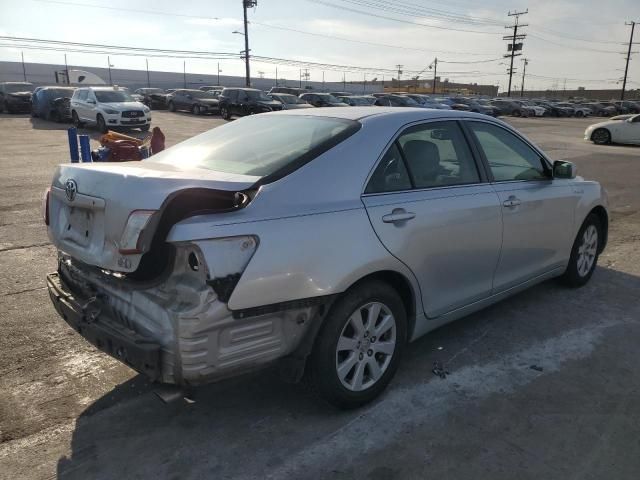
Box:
(431, 57, 438, 94)
(183, 61, 187, 88)
(621, 21, 636, 100)
(218, 62, 221, 85)
(275, 66, 278, 86)
(242, 0, 257, 87)
(322, 71, 325, 90)
(21, 51, 26, 82)
(520, 58, 528, 97)
(107, 56, 112, 85)
(504, 10, 528, 97)
(145, 58, 150, 87)
(363, 73, 366, 94)
(343, 73, 346, 91)
(299, 69, 302, 88)
(64, 53, 70, 85)
(396, 64, 403, 87)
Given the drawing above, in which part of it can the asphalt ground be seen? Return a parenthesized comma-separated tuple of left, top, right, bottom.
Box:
(0, 111, 639, 480)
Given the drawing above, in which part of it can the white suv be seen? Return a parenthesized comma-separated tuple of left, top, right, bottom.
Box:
(70, 86, 151, 133)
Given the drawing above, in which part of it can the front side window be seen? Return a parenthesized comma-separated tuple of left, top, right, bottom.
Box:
(467, 122, 547, 182)
(75, 90, 88, 101)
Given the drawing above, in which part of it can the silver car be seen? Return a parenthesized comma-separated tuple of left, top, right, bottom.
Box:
(45, 108, 608, 408)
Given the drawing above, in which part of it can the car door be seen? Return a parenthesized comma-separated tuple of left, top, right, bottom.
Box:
(72, 89, 89, 121)
(362, 120, 503, 318)
(615, 115, 640, 144)
(84, 90, 99, 123)
(465, 120, 579, 292)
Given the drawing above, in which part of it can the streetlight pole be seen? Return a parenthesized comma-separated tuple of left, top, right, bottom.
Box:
(107, 56, 112, 85)
(183, 61, 187, 88)
(64, 53, 70, 85)
(217, 62, 221, 85)
(21, 51, 27, 82)
(145, 58, 150, 87)
(520, 58, 528, 97)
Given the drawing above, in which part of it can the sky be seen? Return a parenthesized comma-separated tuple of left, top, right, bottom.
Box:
(0, 0, 639, 91)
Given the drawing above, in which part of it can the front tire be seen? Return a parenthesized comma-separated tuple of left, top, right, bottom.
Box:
(591, 128, 611, 145)
(307, 280, 407, 409)
(96, 114, 108, 133)
(72, 110, 83, 128)
(220, 105, 231, 120)
(193, 104, 201, 115)
(575, 110, 584, 118)
(168, 101, 176, 112)
(561, 214, 601, 287)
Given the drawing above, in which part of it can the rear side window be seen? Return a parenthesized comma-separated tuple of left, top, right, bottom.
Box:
(366, 121, 480, 193)
(467, 122, 547, 182)
(150, 115, 360, 180)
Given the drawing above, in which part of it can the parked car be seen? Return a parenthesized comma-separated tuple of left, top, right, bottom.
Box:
(613, 101, 640, 114)
(450, 97, 498, 116)
(135, 88, 170, 110)
(219, 88, 284, 119)
(580, 103, 613, 117)
(435, 97, 472, 111)
(268, 86, 306, 96)
(31, 86, 76, 122)
(45, 108, 608, 408)
(512, 100, 546, 117)
(167, 89, 219, 115)
(374, 94, 423, 108)
(402, 94, 451, 109)
(269, 93, 314, 110)
(490, 99, 523, 116)
(299, 92, 349, 107)
(0, 81, 34, 113)
(556, 102, 593, 117)
(330, 91, 352, 98)
(166, 88, 177, 94)
(70, 86, 151, 133)
(338, 95, 376, 106)
(535, 102, 570, 117)
(585, 114, 640, 145)
(599, 101, 624, 114)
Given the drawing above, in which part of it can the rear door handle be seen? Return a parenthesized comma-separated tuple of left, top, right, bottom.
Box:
(382, 210, 416, 223)
(502, 196, 521, 208)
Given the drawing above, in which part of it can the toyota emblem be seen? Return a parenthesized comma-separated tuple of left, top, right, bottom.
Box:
(65, 179, 77, 202)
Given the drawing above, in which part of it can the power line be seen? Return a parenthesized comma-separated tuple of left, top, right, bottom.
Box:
(306, 0, 502, 35)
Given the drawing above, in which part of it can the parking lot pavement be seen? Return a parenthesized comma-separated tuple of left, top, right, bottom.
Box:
(1, 113, 639, 479)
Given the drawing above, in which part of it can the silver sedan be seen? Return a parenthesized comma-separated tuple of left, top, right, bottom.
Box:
(45, 107, 608, 408)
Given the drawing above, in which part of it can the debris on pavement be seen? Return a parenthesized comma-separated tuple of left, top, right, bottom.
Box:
(432, 361, 449, 379)
(529, 365, 544, 372)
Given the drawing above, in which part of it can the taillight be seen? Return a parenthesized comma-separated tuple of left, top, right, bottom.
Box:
(43, 188, 50, 226)
(119, 210, 156, 254)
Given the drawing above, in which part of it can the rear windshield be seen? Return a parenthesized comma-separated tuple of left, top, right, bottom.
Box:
(150, 115, 360, 178)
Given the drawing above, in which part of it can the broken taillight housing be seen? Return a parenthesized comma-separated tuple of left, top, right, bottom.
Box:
(119, 210, 156, 254)
(43, 188, 50, 226)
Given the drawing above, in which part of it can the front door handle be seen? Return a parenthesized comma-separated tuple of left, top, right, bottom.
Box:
(382, 209, 416, 223)
(502, 195, 521, 208)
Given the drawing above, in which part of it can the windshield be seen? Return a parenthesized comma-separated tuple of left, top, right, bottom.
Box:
(246, 90, 272, 101)
(395, 96, 418, 106)
(46, 89, 74, 98)
(274, 94, 300, 104)
(5, 83, 33, 93)
(150, 115, 359, 177)
(319, 94, 340, 103)
(143, 88, 165, 94)
(94, 90, 134, 103)
(190, 90, 217, 99)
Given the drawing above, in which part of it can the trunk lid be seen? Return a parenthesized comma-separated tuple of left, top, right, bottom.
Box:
(48, 160, 259, 273)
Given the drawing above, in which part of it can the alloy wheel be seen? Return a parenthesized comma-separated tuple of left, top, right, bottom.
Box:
(577, 225, 598, 277)
(335, 302, 396, 392)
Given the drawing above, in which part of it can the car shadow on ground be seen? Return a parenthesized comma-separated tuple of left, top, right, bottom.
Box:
(55, 267, 640, 479)
(29, 117, 73, 131)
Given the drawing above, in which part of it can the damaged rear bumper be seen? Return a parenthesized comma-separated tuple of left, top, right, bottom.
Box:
(47, 272, 162, 380)
(46, 250, 326, 386)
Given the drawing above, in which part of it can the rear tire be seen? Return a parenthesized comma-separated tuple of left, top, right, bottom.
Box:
(591, 128, 611, 145)
(307, 280, 407, 409)
(168, 101, 176, 112)
(561, 214, 601, 287)
(193, 104, 201, 115)
(220, 105, 231, 120)
(575, 110, 584, 118)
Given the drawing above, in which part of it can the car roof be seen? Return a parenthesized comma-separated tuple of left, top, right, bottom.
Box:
(267, 106, 496, 122)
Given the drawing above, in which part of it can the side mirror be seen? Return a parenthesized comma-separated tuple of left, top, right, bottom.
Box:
(553, 160, 577, 179)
